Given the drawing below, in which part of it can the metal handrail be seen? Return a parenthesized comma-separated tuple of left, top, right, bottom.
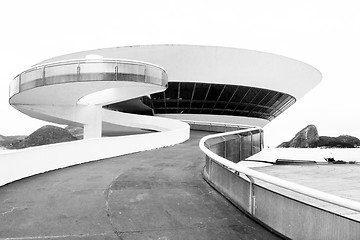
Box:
(14, 58, 167, 79)
(199, 127, 360, 212)
(183, 119, 255, 130)
(9, 58, 168, 98)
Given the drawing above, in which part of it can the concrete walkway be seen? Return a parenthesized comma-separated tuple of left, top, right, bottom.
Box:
(255, 164, 360, 221)
(0, 131, 281, 240)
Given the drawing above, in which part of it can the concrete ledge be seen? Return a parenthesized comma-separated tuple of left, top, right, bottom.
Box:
(0, 123, 189, 187)
(203, 160, 360, 239)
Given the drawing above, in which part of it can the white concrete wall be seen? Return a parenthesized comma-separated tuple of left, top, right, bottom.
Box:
(201, 130, 360, 239)
(102, 109, 190, 132)
(159, 114, 269, 128)
(0, 123, 189, 187)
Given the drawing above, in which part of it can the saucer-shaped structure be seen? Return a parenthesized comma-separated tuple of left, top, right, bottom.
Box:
(9, 45, 321, 138)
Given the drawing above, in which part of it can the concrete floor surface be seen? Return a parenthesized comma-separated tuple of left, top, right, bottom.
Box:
(0, 131, 281, 240)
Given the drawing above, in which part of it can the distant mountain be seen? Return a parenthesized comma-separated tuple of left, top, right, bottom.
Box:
(0, 134, 26, 147)
(278, 125, 360, 148)
(64, 126, 83, 140)
(311, 135, 360, 148)
(2, 125, 77, 149)
(278, 124, 319, 148)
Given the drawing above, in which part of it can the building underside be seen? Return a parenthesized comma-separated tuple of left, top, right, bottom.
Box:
(105, 82, 296, 121)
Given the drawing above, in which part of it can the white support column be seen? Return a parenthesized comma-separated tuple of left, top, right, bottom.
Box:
(83, 105, 102, 139)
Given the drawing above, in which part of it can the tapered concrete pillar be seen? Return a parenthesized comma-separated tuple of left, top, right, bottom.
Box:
(83, 105, 102, 139)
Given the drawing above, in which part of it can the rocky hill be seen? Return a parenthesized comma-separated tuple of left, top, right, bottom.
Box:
(0, 134, 26, 148)
(278, 124, 319, 148)
(312, 135, 360, 148)
(278, 125, 360, 148)
(64, 126, 84, 139)
(3, 125, 78, 149)
(0, 134, 26, 142)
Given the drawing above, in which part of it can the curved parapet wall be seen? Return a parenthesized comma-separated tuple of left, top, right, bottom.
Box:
(200, 129, 360, 239)
(0, 118, 189, 186)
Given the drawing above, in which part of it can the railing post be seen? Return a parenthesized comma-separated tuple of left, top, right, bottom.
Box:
(238, 133, 243, 161)
(250, 131, 253, 156)
(208, 156, 212, 181)
(246, 175, 256, 215)
(162, 71, 166, 87)
(144, 65, 147, 83)
(77, 62, 81, 81)
(19, 74, 22, 92)
(42, 66, 46, 85)
(115, 64, 118, 81)
(221, 136, 226, 158)
(237, 133, 242, 162)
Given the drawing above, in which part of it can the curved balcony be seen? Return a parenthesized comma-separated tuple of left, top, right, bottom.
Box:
(9, 58, 167, 99)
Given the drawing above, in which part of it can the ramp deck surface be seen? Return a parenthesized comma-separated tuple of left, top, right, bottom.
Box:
(0, 131, 281, 240)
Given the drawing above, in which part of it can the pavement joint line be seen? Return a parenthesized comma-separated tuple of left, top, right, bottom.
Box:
(1, 206, 27, 216)
(0, 232, 111, 240)
(116, 223, 220, 235)
(1, 188, 107, 193)
(104, 179, 124, 240)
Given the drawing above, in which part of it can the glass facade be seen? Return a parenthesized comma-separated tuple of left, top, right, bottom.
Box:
(141, 82, 296, 121)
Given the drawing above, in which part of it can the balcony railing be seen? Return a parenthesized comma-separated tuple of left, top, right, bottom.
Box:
(9, 58, 168, 98)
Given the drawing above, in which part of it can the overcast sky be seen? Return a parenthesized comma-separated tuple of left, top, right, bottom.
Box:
(0, 0, 359, 146)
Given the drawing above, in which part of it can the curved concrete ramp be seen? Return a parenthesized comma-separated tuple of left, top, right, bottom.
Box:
(0, 131, 281, 239)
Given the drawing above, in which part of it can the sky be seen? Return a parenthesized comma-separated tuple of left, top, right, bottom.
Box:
(0, 0, 359, 146)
